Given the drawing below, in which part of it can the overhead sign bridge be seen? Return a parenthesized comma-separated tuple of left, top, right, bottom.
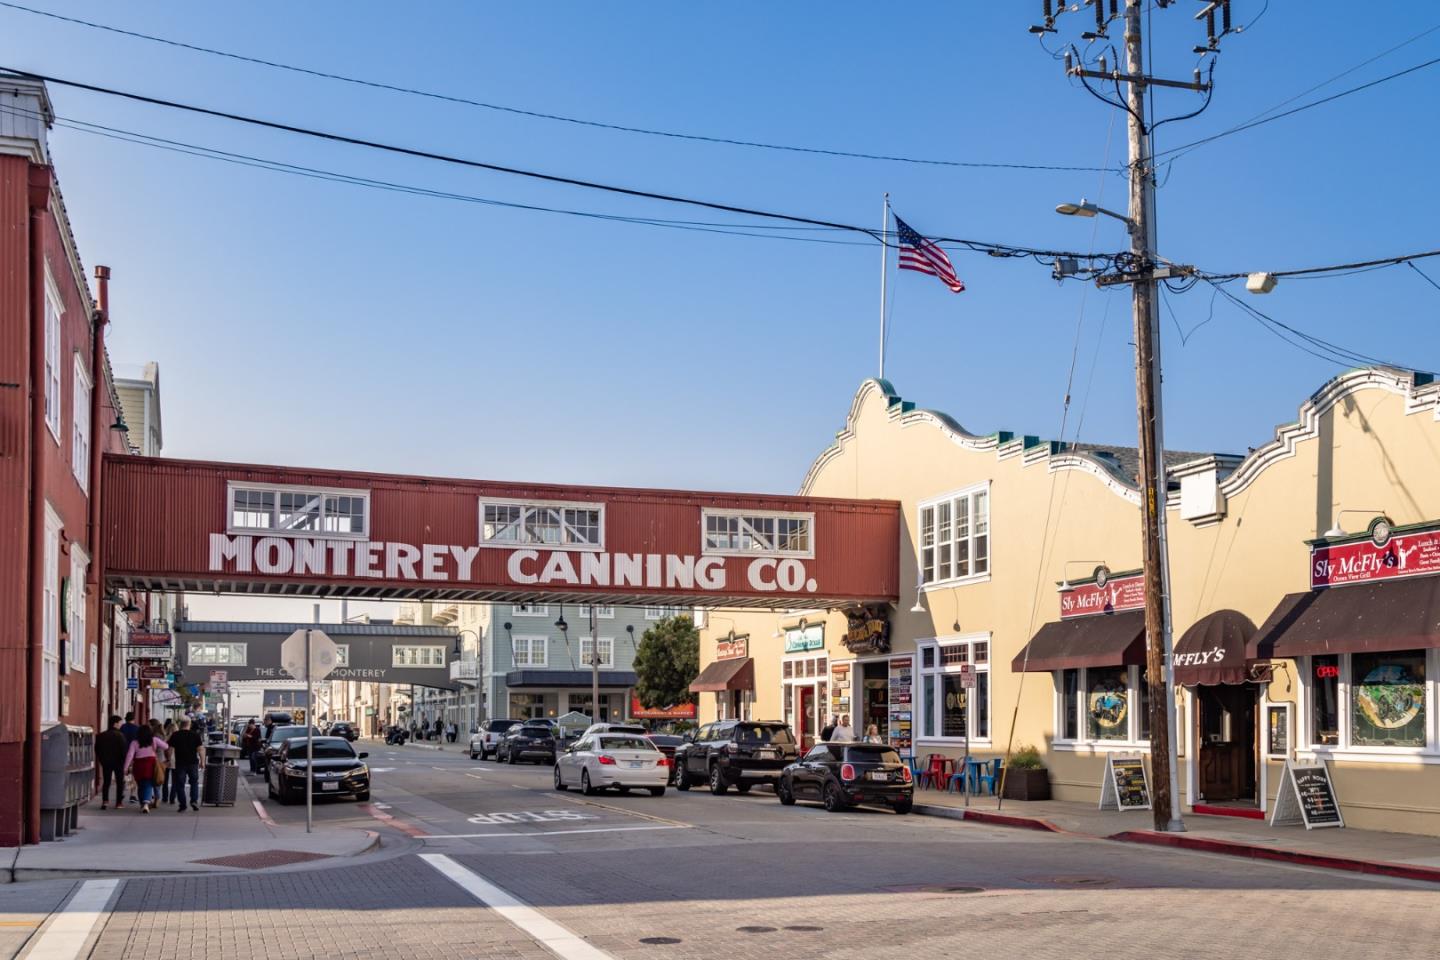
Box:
(102, 456, 900, 609)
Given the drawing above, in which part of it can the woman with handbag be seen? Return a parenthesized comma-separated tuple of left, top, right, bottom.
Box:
(124, 725, 169, 813)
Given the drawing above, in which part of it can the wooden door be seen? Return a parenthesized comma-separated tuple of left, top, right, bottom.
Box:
(1197, 685, 1257, 802)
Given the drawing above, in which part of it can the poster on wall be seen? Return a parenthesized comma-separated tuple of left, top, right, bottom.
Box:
(1265, 703, 1291, 760)
(1350, 655, 1426, 747)
(888, 657, 912, 757)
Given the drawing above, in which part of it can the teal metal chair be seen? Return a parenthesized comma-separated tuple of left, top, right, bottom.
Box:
(974, 758, 1002, 796)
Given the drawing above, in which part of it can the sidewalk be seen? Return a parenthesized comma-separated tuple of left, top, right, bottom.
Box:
(3, 773, 378, 883)
(912, 789, 1440, 883)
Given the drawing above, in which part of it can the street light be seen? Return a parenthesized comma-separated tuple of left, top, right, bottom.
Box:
(1055, 198, 1134, 229)
(1057, 561, 1111, 593)
(1323, 510, 1391, 541)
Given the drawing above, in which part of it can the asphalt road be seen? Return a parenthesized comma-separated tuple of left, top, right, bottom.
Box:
(8, 741, 1440, 959)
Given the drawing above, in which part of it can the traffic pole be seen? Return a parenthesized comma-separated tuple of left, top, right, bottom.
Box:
(305, 628, 313, 834)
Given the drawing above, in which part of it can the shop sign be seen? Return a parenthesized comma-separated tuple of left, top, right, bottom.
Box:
(784, 623, 824, 653)
(629, 695, 697, 720)
(1098, 755, 1151, 811)
(842, 605, 891, 655)
(1310, 522, 1440, 589)
(716, 633, 749, 660)
(123, 631, 172, 647)
(1271, 760, 1344, 829)
(1060, 572, 1145, 619)
(139, 666, 166, 680)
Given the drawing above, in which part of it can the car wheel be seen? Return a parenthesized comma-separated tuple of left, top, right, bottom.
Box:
(275, 776, 291, 805)
(581, 769, 598, 796)
(266, 776, 276, 799)
(736, 784, 752, 795)
(675, 764, 691, 791)
(709, 764, 729, 796)
(824, 783, 848, 813)
(649, 786, 666, 797)
(778, 778, 797, 806)
(553, 765, 568, 792)
(469, 748, 478, 760)
(893, 798, 913, 815)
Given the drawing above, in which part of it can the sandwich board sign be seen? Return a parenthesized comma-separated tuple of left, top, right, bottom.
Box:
(1270, 760, 1344, 829)
(1098, 754, 1152, 812)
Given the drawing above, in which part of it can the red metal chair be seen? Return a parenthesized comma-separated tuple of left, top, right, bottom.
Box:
(917, 754, 948, 791)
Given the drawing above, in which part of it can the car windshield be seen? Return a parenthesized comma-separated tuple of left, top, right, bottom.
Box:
(598, 736, 656, 752)
(648, 735, 683, 746)
(844, 746, 903, 765)
(519, 725, 552, 735)
(735, 725, 794, 745)
(488, 720, 519, 732)
(270, 726, 316, 741)
(285, 740, 355, 759)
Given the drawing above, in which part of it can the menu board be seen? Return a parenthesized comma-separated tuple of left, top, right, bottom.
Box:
(1265, 704, 1291, 760)
(888, 657, 912, 757)
(1098, 755, 1151, 811)
(1271, 761, 1344, 830)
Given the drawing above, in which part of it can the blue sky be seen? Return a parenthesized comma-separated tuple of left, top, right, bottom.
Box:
(6, 1, 1438, 499)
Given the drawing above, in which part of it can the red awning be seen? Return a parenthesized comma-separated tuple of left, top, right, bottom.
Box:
(690, 657, 755, 693)
(1249, 575, 1440, 659)
(1012, 611, 1147, 673)
(1173, 610, 1256, 686)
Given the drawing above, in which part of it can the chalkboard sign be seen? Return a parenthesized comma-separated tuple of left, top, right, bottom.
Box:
(1098, 755, 1151, 811)
(1270, 761, 1344, 830)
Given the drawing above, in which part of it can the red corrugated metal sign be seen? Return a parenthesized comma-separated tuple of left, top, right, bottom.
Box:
(102, 456, 899, 607)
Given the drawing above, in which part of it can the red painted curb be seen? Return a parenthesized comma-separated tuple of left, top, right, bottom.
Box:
(959, 809, 1065, 833)
(1191, 803, 1266, 821)
(1108, 830, 1440, 885)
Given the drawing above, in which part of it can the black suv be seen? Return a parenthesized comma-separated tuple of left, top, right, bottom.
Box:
(327, 721, 359, 742)
(497, 722, 558, 764)
(675, 720, 798, 794)
(777, 742, 913, 814)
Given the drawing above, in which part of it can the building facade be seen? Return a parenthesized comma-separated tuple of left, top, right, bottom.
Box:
(697, 369, 1440, 836)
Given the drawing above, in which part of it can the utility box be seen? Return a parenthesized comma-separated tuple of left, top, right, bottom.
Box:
(39, 724, 93, 841)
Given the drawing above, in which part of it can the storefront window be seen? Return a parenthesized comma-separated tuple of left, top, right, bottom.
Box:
(1350, 651, 1426, 748)
(974, 671, 989, 739)
(1062, 669, 1079, 740)
(941, 675, 968, 737)
(919, 673, 935, 738)
(1086, 666, 1130, 741)
(1138, 671, 1152, 743)
(1311, 655, 1340, 745)
(916, 638, 990, 742)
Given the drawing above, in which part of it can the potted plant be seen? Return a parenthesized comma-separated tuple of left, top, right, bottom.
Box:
(1000, 743, 1051, 801)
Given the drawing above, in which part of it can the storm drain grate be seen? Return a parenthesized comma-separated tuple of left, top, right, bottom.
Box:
(640, 938, 682, 945)
(190, 849, 333, 869)
(736, 926, 779, 934)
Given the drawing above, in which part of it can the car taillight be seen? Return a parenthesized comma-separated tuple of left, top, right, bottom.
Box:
(656, 757, 671, 767)
(840, 763, 856, 781)
(597, 755, 616, 765)
(900, 765, 913, 783)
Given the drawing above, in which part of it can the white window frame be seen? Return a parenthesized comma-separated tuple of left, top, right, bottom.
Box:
(42, 504, 61, 722)
(68, 548, 88, 673)
(1051, 664, 1152, 753)
(580, 637, 615, 669)
(915, 635, 992, 746)
(334, 644, 350, 667)
(580, 605, 615, 620)
(701, 507, 815, 559)
(917, 481, 991, 590)
(1296, 650, 1440, 765)
(225, 481, 370, 539)
(187, 642, 248, 666)
(71, 355, 91, 491)
(478, 497, 606, 552)
(391, 645, 447, 668)
(511, 604, 550, 617)
(43, 266, 62, 443)
(644, 605, 684, 620)
(511, 635, 549, 668)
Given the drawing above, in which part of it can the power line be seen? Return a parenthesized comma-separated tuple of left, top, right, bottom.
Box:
(1198, 247, 1440, 281)
(1408, 260, 1440, 296)
(0, 1, 1109, 174)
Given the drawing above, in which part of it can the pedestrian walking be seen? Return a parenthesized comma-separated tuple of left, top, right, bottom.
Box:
(820, 717, 837, 742)
(95, 715, 127, 811)
(434, 718, 444, 742)
(167, 717, 205, 812)
(161, 719, 177, 803)
(832, 715, 855, 741)
(446, 721, 458, 743)
(124, 725, 169, 813)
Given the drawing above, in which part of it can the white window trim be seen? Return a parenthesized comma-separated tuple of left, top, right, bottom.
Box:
(71, 354, 91, 492)
(701, 507, 816, 559)
(644, 606, 683, 620)
(187, 641, 248, 667)
(914, 634, 993, 747)
(478, 497, 606, 552)
(391, 645, 447, 668)
(41, 503, 61, 723)
(511, 604, 551, 617)
(1295, 650, 1440, 764)
(917, 481, 992, 591)
(511, 634, 549, 668)
(1050, 664, 1152, 752)
(579, 605, 615, 620)
(225, 480, 371, 540)
(580, 636, 615, 669)
(68, 547, 88, 673)
(334, 644, 350, 668)
(43, 265, 63, 444)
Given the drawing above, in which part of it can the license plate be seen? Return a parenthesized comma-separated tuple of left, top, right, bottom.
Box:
(868, 771, 889, 781)
(756, 750, 776, 759)
(321, 782, 339, 791)
(628, 761, 644, 769)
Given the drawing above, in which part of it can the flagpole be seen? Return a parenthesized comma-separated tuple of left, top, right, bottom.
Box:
(879, 193, 889, 380)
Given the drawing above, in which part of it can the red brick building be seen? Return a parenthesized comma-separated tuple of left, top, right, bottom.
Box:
(1, 78, 131, 845)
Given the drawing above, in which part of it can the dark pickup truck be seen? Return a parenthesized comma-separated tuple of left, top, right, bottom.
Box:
(674, 720, 799, 794)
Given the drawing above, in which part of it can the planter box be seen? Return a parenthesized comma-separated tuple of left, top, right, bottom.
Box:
(1001, 768, 1051, 802)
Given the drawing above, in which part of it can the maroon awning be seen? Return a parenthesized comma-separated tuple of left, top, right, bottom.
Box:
(690, 657, 755, 693)
(1249, 575, 1440, 659)
(1173, 609, 1256, 686)
(1012, 611, 1146, 673)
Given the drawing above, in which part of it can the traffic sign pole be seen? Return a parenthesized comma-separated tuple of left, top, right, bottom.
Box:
(306, 628, 313, 835)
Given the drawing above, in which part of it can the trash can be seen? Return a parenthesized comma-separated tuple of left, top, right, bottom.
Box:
(203, 744, 241, 807)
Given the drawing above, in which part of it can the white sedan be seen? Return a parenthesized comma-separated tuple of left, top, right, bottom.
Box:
(554, 734, 670, 796)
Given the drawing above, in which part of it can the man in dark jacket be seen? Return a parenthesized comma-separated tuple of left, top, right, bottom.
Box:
(95, 715, 127, 810)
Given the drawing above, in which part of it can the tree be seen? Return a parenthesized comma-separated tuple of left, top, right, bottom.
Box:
(632, 616, 699, 711)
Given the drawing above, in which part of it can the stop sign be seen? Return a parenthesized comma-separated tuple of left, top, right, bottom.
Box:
(280, 628, 340, 682)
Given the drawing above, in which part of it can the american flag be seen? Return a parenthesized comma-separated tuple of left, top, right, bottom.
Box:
(894, 214, 964, 293)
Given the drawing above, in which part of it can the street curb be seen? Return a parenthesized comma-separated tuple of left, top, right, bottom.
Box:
(911, 803, 1066, 833)
(1107, 830, 1440, 885)
(402, 742, 444, 752)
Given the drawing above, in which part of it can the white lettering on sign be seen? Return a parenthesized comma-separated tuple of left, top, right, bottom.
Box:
(208, 534, 819, 593)
(465, 810, 595, 825)
(1172, 645, 1227, 667)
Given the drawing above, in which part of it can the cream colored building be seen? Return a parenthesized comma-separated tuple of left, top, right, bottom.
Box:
(697, 367, 1440, 836)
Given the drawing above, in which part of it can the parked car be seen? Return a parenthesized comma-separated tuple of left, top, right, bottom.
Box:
(674, 720, 799, 794)
(266, 736, 370, 804)
(777, 742, 913, 814)
(326, 721, 359, 742)
(580, 722, 648, 739)
(645, 734, 686, 786)
(496, 722, 558, 764)
(554, 733, 669, 796)
(258, 724, 322, 774)
(262, 711, 294, 726)
(469, 719, 522, 760)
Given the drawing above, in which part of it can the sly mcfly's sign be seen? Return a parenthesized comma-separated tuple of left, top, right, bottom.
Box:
(1311, 523, 1440, 589)
(1059, 571, 1145, 619)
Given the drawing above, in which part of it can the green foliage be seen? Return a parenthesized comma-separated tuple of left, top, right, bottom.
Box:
(1009, 743, 1045, 770)
(633, 616, 699, 711)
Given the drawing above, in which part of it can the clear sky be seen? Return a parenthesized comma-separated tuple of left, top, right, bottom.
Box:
(5, 3, 1437, 618)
